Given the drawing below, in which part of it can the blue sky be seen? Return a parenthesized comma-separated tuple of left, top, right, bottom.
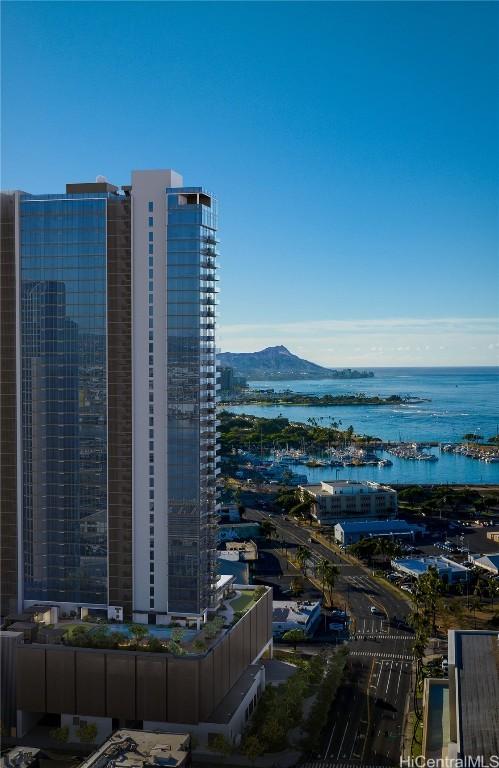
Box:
(2, 1, 498, 366)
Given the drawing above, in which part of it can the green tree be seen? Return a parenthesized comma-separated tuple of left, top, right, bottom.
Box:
(64, 624, 91, 647)
(296, 545, 311, 574)
(253, 585, 266, 601)
(242, 734, 264, 763)
(49, 726, 69, 743)
(260, 519, 277, 540)
(281, 628, 307, 650)
(76, 723, 98, 743)
(129, 624, 149, 647)
(316, 557, 340, 607)
(413, 566, 442, 635)
(146, 635, 164, 652)
(208, 734, 232, 758)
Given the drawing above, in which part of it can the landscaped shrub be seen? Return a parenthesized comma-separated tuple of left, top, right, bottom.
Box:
(76, 723, 98, 743)
(49, 726, 69, 743)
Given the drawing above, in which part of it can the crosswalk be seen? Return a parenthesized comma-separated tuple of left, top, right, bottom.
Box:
(350, 633, 412, 640)
(349, 650, 414, 661)
(343, 575, 377, 589)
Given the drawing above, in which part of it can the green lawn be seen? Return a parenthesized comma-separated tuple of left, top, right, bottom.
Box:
(229, 590, 256, 612)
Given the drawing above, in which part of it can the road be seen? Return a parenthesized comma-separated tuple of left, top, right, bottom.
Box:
(249, 510, 414, 767)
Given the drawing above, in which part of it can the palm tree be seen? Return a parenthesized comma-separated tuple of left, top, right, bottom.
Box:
(296, 545, 311, 574)
(260, 520, 276, 541)
(316, 557, 340, 607)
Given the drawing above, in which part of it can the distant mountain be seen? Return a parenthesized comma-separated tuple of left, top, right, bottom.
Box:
(218, 346, 374, 381)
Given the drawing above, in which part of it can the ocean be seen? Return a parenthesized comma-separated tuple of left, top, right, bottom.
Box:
(227, 367, 499, 485)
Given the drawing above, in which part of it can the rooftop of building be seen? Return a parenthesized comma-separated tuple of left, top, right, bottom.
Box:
(204, 664, 263, 724)
(303, 480, 396, 496)
(448, 630, 499, 759)
(272, 600, 321, 625)
(474, 553, 499, 570)
(335, 519, 417, 533)
(5, 585, 269, 656)
(0, 747, 40, 768)
(79, 730, 190, 768)
(392, 555, 468, 574)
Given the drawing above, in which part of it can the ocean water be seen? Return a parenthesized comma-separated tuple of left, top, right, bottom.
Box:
(227, 367, 499, 485)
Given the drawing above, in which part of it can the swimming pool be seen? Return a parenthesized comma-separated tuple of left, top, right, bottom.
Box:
(96, 625, 199, 642)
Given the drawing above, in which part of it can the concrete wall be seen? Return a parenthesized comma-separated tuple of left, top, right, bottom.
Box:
(15, 590, 272, 726)
(131, 170, 182, 616)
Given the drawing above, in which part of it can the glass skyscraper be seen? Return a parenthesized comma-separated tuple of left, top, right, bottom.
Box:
(0, 170, 219, 623)
(20, 194, 108, 606)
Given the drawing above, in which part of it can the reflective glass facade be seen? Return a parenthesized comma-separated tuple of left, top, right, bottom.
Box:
(20, 194, 108, 604)
(166, 189, 219, 614)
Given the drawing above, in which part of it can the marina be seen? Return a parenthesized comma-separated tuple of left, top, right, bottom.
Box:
(226, 367, 499, 484)
(228, 447, 499, 486)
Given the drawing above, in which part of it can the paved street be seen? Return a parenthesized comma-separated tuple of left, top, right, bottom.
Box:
(248, 510, 414, 766)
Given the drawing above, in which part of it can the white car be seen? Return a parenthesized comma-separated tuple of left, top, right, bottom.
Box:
(400, 584, 413, 593)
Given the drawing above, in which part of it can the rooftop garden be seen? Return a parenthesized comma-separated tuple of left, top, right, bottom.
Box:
(57, 585, 267, 655)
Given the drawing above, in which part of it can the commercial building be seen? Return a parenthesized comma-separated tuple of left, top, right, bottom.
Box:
(79, 730, 191, 768)
(301, 480, 397, 525)
(224, 540, 258, 561)
(391, 556, 469, 585)
(487, 529, 499, 543)
(422, 630, 499, 762)
(334, 519, 422, 546)
(0, 171, 219, 625)
(472, 553, 499, 575)
(272, 600, 321, 638)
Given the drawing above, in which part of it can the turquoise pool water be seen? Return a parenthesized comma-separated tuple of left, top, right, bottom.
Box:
(96, 625, 199, 641)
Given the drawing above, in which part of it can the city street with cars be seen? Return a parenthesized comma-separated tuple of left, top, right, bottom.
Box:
(247, 507, 415, 767)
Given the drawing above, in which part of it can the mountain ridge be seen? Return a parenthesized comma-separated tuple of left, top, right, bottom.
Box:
(218, 345, 374, 380)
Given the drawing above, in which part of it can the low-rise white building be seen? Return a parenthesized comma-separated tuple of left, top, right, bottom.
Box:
(391, 556, 469, 585)
(272, 600, 321, 638)
(301, 480, 397, 524)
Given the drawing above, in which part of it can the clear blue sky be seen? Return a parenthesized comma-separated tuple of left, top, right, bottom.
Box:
(2, 1, 498, 366)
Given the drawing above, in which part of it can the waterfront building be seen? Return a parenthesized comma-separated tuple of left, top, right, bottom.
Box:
(0, 171, 219, 625)
(300, 480, 397, 525)
(334, 518, 423, 546)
